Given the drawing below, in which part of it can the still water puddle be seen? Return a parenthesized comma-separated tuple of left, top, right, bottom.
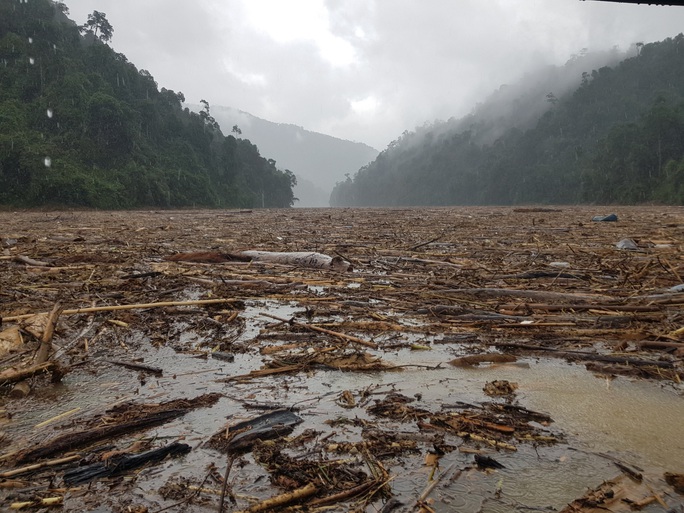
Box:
(2, 306, 682, 511)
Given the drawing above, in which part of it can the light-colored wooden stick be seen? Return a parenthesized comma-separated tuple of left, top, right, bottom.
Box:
(14, 255, 51, 267)
(34, 407, 81, 429)
(1, 298, 240, 323)
(36, 302, 63, 363)
(234, 482, 318, 513)
(0, 362, 55, 384)
(10, 303, 62, 397)
(260, 313, 378, 349)
(10, 496, 63, 509)
(0, 454, 80, 478)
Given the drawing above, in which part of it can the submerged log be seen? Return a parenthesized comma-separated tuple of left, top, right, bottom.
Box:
(209, 409, 304, 453)
(63, 441, 191, 485)
(11, 400, 199, 473)
(449, 354, 517, 367)
(439, 288, 613, 302)
(15, 409, 186, 464)
(106, 359, 163, 376)
(491, 342, 676, 368)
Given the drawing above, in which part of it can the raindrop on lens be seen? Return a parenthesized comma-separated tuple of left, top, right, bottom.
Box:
(47, 108, 53, 118)
(44, 157, 51, 168)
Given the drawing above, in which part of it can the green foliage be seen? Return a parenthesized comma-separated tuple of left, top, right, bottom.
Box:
(332, 35, 684, 206)
(81, 10, 113, 42)
(0, 0, 296, 209)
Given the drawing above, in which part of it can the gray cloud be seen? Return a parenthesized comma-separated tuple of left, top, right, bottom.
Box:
(66, 0, 684, 149)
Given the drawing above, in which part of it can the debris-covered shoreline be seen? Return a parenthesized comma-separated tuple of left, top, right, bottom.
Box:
(1, 206, 683, 512)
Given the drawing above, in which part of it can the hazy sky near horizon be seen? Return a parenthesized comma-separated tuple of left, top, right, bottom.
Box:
(65, 0, 684, 150)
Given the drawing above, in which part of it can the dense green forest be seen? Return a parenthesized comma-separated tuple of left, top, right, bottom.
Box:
(0, 0, 296, 208)
(331, 36, 684, 206)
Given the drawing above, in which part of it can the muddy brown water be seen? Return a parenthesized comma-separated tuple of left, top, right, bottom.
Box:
(3, 300, 683, 512)
(1, 207, 684, 511)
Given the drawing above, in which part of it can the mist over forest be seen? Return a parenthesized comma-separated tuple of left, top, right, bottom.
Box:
(190, 105, 378, 207)
(331, 36, 684, 206)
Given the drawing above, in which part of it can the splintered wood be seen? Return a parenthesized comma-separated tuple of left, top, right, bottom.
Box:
(1, 206, 683, 512)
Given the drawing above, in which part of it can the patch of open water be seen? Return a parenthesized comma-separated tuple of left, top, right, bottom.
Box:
(3, 300, 683, 511)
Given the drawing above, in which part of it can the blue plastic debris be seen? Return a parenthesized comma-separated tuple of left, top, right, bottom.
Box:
(591, 214, 618, 222)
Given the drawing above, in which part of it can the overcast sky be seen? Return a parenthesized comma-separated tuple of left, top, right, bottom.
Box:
(65, 0, 684, 150)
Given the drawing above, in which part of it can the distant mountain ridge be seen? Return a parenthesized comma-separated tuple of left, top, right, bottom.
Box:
(197, 105, 379, 206)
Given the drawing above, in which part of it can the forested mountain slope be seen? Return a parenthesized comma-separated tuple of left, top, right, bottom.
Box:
(204, 105, 379, 207)
(0, 0, 296, 208)
(331, 36, 684, 206)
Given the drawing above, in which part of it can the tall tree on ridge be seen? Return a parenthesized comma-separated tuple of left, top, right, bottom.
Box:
(81, 11, 113, 42)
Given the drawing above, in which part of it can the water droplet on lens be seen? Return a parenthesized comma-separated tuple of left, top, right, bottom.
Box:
(29, 57, 35, 65)
(44, 157, 52, 168)
(47, 108, 53, 118)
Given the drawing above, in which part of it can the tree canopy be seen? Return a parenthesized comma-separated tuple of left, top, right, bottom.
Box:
(81, 10, 113, 42)
(0, 0, 296, 209)
(331, 36, 684, 206)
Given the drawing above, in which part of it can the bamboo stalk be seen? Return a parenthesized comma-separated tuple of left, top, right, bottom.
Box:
(10, 497, 63, 509)
(458, 432, 517, 451)
(34, 407, 81, 429)
(0, 454, 80, 478)
(233, 482, 318, 513)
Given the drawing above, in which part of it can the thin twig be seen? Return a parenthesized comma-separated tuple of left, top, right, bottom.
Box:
(218, 455, 236, 512)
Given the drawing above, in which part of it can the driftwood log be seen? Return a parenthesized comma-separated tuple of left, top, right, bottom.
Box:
(14, 409, 186, 464)
(166, 250, 352, 272)
(0, 362, 57, 385)
(10, 302, 63, 398)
